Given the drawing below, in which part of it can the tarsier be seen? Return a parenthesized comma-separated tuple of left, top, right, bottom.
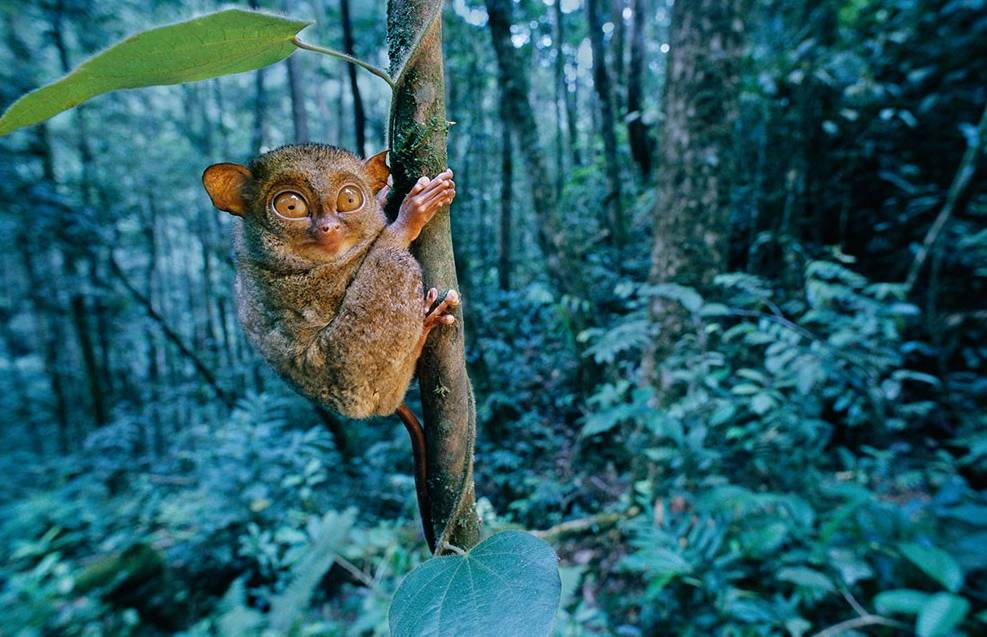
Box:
(202, 144, 457, 549)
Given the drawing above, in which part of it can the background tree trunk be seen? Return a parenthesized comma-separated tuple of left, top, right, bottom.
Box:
(626, 0, 653, 175)
(498, 97, 513, 292)
(251, 68, 267, 154)
(386, 0, 480, 552)
(248, 2, 268, 153)
(642, 0, 747, 388)
(50, 2, 110, 428)
(286, 56, 310, 143)
(19, 239, 72, 452)
(611, 0, 627, 103)
(341, 0, 367, 155)
(554, 0, 581, 168)
(586, 0, 626, 248)
(485, 0, 584, 300)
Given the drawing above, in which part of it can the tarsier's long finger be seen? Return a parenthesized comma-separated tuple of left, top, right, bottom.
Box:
(408, 176, 430, 197)
(415, 174, 452, 200)
(417, 182, 456, 210)
(431, 289, 460, 314)
(424, 169, 452, 188)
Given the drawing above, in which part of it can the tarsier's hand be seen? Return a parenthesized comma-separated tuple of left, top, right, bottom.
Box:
(394, 170, 456, 244)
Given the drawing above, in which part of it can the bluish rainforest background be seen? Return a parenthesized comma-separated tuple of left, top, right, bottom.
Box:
(1, 0, 986, 635)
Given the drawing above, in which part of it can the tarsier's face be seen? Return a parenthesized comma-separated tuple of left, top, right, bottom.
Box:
(203, 145, 390, 265)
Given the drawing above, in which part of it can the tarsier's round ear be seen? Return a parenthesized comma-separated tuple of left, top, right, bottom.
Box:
(363, 149, 390, 194)
(202, 163, 252, 216)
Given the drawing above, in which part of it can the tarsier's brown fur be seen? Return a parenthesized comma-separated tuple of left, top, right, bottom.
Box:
(203, 144, 457, 549)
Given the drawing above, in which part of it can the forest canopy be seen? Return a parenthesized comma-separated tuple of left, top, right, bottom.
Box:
(0, 0, 985, 635)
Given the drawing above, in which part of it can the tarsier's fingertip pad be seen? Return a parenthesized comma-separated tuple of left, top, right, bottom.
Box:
(445, 290, 460, 305)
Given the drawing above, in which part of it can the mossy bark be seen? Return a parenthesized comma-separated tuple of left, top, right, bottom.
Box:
(642, 0, 747, 390)
(386, 0, 480, 552)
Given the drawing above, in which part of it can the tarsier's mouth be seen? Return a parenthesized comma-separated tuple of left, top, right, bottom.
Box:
(299, 235, 357, 261)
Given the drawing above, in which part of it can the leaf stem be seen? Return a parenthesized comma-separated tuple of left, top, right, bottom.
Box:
(292, 37, 394, 89)
(810, 614, 910, 637)
(439, 543, 467, 556)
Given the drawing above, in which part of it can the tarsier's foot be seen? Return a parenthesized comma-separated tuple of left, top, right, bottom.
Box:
(397, 170, 456, 243)
(423, 288, 460, 334)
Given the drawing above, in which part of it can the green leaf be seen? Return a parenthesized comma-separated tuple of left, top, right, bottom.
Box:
(0, 9, 310, 136)
(619, 547, 693, 578)
(268, 510, 353, 634)
(874, 589, 929, 615)
(899, 543, 964, 592)
(751, 392, 776, 415)
(389, 531, 561, 637)
(777, 567, 835, 592)
(916, 593, 969, 637)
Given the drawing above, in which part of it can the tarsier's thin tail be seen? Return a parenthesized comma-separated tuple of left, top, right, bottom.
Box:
(396, 403, 436, 552)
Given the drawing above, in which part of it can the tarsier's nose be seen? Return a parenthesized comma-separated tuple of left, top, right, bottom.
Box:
(315, 219, 340, 234)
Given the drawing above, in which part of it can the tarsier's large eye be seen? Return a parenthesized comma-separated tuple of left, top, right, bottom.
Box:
(336, 185, 364, 212)
(272, 191, 309, 219)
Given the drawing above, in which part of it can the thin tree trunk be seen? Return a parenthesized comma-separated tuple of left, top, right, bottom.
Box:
(0, 305, 44, 455)
(249, 0, 268, 154)
(335, 77, 346, 146)
(341, 0, 367, 154)
(611, 0, 627, 104)
(553, 35, 565, 199)
(387, 0, 480, 552)
(905, 100, 987, 293)
(50, 3, 109, 427)
(286, 56, 311, 143)
(143, 192, 164, 456)
(485, 0, 585, 300)
(499, 98, 513, 291)
(19, 238, 72, 453)
(587, 0, 626, 248)
(13, 11, 74, 445)
(554, 0, 581, 167)
(626, 0, 653, 175)
(252, 68, 267, 154)
(69, 292, 108, 425)
(642, 0, 747, 388)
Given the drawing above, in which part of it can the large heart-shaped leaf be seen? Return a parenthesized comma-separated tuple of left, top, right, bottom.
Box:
(0, 9, 310, 136)
(389, 531, 561, 637)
